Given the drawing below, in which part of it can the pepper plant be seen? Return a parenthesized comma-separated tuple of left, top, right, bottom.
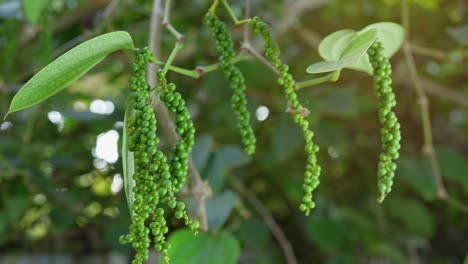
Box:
(4, 1, 407, 263)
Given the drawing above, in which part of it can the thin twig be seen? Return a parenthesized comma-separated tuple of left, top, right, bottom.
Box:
(409, 44, 468, 60)
(232, 179, 298, 264)
(393, 69, 468, 109)
(409, 44, 447, 60)
(162, 0, 184, 42)
(241, 42, 280, 75)
(401, 0, 468, 213)
(148, 0, 211, 231)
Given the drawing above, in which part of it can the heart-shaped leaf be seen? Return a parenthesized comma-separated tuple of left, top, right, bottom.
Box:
(309, 22, 404, 75)
(318, 29, 356, 62)
(307, 29, 378, 74)
(5, 31, 134, 118)
(361, 22, 405, 59)
(354, 22, 405, 73)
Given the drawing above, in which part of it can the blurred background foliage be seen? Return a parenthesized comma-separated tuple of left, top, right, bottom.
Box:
(1, 0, 467, 263)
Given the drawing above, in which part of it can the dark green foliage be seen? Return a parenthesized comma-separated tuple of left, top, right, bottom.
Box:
(367, 40, 401, 202)
(205, 12, 256, 156)
(119, 48, 198, 264)
(249, 17, 321, 215)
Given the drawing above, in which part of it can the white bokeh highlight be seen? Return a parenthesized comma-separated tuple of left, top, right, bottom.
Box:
(94, 130, 119, 163)
(255, 105, 270, 122)
(90, 100, 115, 115)
(111, 174, 123, 194)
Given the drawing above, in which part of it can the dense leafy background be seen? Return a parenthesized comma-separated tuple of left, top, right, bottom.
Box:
(1, 0, 467, 263)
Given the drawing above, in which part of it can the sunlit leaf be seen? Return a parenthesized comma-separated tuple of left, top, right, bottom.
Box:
(5, 31, 134, 117)
(307, 29, 378, 74)
(311, 22, 404, 75)
(360, 22, 405, 59)
(350, 22, 404, 74)
(318, 29, 356, 61)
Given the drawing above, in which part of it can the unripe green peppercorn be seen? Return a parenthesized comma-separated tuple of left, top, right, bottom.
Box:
(121, 48, 198, 264)
(249, 16, 321, 216)
(205, 12, 256, 156)
(367, 40, 401, 202)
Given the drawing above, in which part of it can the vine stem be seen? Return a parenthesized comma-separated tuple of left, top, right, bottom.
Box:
(162, 0, 184, 42)
(162, 41, 184, 74)
(153, 0, 335, 91)
(148, 0, 212, 231)
(151, 54, 250, 78)
(401, 0, 468, 214)
(241, 42, 280, 75)
(221, 0, 251, 25)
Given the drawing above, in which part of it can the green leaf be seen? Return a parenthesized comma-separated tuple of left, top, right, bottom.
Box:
(435, 146, 468, 184)
(5, 195, 31, 222)
(272, 121, 303, 162)
(167, 229, 240, 264)
(371, 242, 407, 264)
(219, 145, 249, 168)
(318, 29, 356, 62)
(361, 22, 404, 59)
(307, 29, 378, 74)
(384, 197, 435, 238)
(206, 190, 239, 230)
(350, 22, 405, 74)
(304, 213, 346, 251)
(236, 219, 271, 249)
(122, 95, 136, 218)
(22, 0, 49, 25)
(311, 22, 404, 75)
(317, 87, 359, 117)
(192, 135, 214, 170)
(397, 157, 437, 200)
(5, 31, 134, 117)
(203, 153, 226, 193)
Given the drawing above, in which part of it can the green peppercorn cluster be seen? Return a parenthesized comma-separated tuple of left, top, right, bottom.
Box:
(119, 48, 199, 264)
(157, 69, 195, 192)
(205, 12, 256, 156)
(367, 40, 401, 202)
(249, 17, 321, 215)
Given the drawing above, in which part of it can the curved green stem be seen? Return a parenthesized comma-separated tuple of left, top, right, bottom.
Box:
(209, 0, 220, 14)
(151, 54, 250, 79)
(221, 0, 251, 25)
(163, 42, 184, 74)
